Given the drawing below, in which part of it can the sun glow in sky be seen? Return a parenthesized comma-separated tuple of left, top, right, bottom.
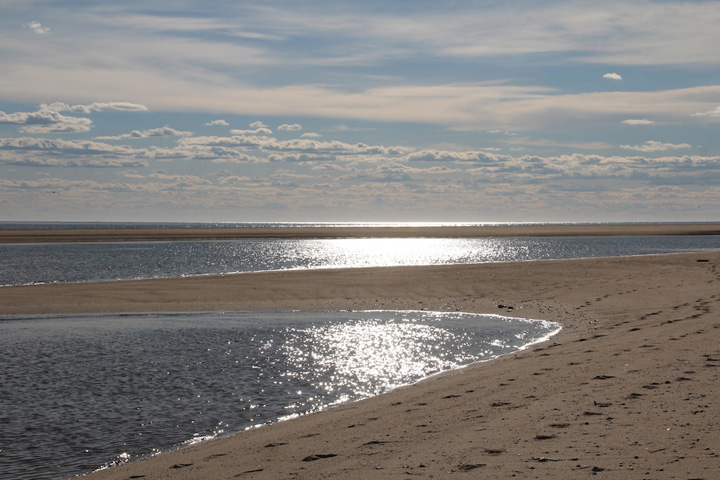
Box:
(1, 1, 720, 222)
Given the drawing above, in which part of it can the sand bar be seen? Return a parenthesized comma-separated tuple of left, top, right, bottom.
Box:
(1, 222, 719, 243)
(2, 244, 719, 478)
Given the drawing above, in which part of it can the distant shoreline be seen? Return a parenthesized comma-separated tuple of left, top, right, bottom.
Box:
(1, 222, 719, 243)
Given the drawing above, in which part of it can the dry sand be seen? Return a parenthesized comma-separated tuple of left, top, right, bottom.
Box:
(1, 226, 719, 478)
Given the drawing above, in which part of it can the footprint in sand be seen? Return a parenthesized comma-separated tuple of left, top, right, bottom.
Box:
(302, 454, 337, 462)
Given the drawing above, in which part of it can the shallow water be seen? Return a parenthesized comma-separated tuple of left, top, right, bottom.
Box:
(0, 310, 560, 480)
(1, 235, 718, 286)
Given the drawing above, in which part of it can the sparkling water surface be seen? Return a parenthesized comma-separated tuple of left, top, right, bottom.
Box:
(2, 235, 719, 286)
(0, 310, 560, 480)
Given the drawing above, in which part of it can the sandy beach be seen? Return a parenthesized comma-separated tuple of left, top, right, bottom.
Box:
(2, 226, 719, 478)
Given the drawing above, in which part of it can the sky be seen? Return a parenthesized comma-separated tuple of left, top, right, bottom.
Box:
(1, 0, 720, 223)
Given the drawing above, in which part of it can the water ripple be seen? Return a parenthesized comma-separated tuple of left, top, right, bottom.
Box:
(0, 310, 559, 480)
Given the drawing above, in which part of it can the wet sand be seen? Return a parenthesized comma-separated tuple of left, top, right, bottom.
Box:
(1, 226, 719, 478)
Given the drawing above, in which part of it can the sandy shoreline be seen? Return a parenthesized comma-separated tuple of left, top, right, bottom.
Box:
(1, 222, 719, 243)
(2, 240, 719, 478)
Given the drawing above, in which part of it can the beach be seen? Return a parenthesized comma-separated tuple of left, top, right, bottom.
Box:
(1, 225, 719, 478)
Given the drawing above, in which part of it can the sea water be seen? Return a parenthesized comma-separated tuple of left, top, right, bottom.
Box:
(0, 310, 560, 480)
(1, 235, 719, 286)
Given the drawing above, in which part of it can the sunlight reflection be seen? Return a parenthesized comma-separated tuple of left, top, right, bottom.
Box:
(302, 237, 509, 269)
(275, 312, 538, 404)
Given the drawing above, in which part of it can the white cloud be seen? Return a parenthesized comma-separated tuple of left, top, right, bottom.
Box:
(40, 102, 149, 114)
(620, 140, 692, 152)
(147, 172, 212, 186)
(267, 153, 336, 162)
(692, 106, 720, 117)
(0, 137, 141, 156)
(428, 3, 720, 67)
(603, 73, 622, 80)
(95, 126, 192, 140)
(75, 102, 148, 113)
(622, 119, 654, 125)
(4, 156, 148, 168)
(0, 102, 148, 136)
(327, 125, 376, 132)
(3, 2, 720, 138)
(499, 136, 613, 150)
(229, 127, 273, 135)
(278, 123, 302, 131)
(204, 119, 229, 126)
(406, 150, 510, 163)
(181, 135, 412, 156)
(301, 132, 321, 138)
(249, 121, 268, 129)
(145, 145, 266, 163)
(26, 21, 50, 35)
(0, 108, 93, 133)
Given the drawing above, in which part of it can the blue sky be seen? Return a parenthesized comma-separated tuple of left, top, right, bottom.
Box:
(1, 0, 720, 222)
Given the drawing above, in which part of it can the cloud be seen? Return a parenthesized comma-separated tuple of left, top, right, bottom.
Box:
(229, 127, 273, 135)
(278, 124, 302, 131)
(204, 119, 229, 126)
(0, 139, 146, 167)
(147, 172, 212, 186)
(355, 163, 415, 182)
(42, 102, 149, 114)
(426, 3, 720, 67)
(0, 102, 148, 134)
(620, 140, 692, 152)
(3, 2, 720, 141)
(0, 136, 141, 156)
(692, 106, 720, 117)
(301, 132, 321, 138)
(267, 153, 336, 162)
(603, 73, 623, 80)
(145, 145, 267, 163)
(327, 125, 377, 132)
(622, 119, 654, 125)
(0, 108, 93, 133)
(26, 21, 50, 34)
(73, 102, 149, 113)
(181, 135, 412, 156)
(230, 121, 273, 135)
(500, 136, 614, 150)
(406, 150, 510, 163)
(3, 156, 148, 168)
(95, 126, 193, 140)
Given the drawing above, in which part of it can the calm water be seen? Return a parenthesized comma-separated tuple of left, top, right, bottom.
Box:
(2, 235, 719, 286)
(0, 310, 560, 480)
